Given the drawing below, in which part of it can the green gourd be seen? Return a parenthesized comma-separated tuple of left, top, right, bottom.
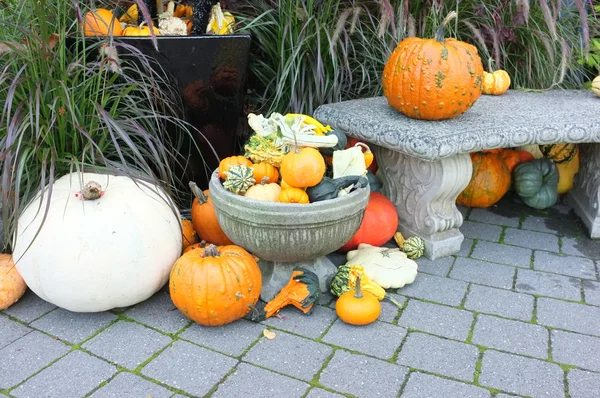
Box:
(223, 164, 255, 195)
(319, 129, 348, 157)
(403, 236, 425, 259)
(306, 176, 368, 202)
(513, 159, 559, 210)
(366, 170, 382, 193)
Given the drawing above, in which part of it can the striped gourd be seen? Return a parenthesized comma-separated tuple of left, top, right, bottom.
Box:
(403, 237, 424, 259)
(223, 165, 255, 195)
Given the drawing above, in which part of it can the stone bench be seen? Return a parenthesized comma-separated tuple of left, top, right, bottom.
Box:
(314, 90, 600, 260)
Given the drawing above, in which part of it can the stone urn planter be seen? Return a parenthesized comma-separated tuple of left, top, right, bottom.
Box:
(208, 171, 370, 301)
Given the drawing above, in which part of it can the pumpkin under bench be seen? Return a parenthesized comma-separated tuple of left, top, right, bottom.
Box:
(314, 90, 600, 259)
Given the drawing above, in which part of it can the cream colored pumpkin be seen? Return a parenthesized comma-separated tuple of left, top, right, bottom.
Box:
(592, 76, 600, 98)
(345, 243, 418, 289)
(0, 254, 26, 310)
(244, 178, 282, 202)
(12, 172, 182, 312)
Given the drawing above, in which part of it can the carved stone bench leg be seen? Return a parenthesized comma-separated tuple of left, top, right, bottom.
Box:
(568, 143, 600, 238)
(373, 146, 472, 260)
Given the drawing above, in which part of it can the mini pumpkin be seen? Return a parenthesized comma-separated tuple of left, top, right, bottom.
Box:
(84, 9, 123, 37)
(251, 162, 279, 185)
(456, 150, 511, 208)
(181, 219, 199, 251)
(218, 155, 252, 179)
(482, 68, 511, 95)
(592, 76, 600, 97)
(403, 237, 425, 259)
(278, 188, 309, 204)
(335, 275, 380, 326)
(330, 264, 402, 308)
(0, 254, 27, 310)
(244, 177, 282, 202)
(190, 182, 233, 246)
(169, 244, 262, 326)
(382, 11, 483, 120)
(280, 147, 325, 188)
(122, 22, 160, 36)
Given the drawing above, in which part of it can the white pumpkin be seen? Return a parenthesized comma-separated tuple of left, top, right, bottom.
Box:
(345, 243, 418, 289)
(12, 172, 182, 312)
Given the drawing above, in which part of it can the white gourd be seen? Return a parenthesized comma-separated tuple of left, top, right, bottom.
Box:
(345, 243, 418, 289)
(158, 1, 187, 36)
(12, 172, 182, 312)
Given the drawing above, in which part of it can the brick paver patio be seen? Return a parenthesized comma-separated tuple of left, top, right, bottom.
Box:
(1, 193, 599, 398)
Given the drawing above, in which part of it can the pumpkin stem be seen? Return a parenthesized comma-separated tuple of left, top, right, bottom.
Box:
(260, 176, 271, 185)
(81, 181, 102, 200)
(189, 181, 208, 205)
(435, 11, 457, 42)
(203, 244, 220, 257)
(487, 57, 495, 73)
(354, 275, 364, 299)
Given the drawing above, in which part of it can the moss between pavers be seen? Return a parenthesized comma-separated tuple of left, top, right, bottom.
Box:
(498, 227, 507, 244)
(465, 312, 479, 344)
(459, 284, 472, 309)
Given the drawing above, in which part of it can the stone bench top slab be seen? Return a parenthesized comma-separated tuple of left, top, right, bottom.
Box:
(314, 90, 600, 161)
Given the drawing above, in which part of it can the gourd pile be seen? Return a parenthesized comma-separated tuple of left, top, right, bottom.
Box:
(216, 113, 376, 205)
(82, 1, 234, 37)
(457, 144, 580, 210)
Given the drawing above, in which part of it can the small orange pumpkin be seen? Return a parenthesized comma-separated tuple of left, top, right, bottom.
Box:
(84, 9, 123, 37)
(190, 182, 234, 246)
(181, 219, 199, 251)
(251, 162, 279, 185)
(501, 149, 535, 173)
(278, 188, 309, 204)
(218, 156, 252, 179)
(169, 244, 262, 326)
(281, 179, 306, 191)
(456, 150, 511, 208)
(122, 22, 160, 37)
(280, 147, 325, 188)
(482, 69, 511, 95)
(335, 275, 380, 326)
(0, 254, 27, 310)
(173, 4, 193, 17)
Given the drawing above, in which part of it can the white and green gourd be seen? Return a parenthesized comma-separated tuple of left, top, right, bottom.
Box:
(223, 164, 255, 195)
(403, 237, 425, 259)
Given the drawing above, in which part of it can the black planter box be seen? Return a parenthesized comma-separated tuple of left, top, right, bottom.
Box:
(75, 34, 251, 191)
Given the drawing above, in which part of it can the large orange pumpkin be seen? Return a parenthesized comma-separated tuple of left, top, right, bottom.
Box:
(339, 192, 398, 252)
(382, 12, 483, 120)
(190, 182, 234, 246)
(456, 151, 511, 208)
(84, 9, 123, 37)
(0, 254, 27, 310)
(169, 244, 262, 326)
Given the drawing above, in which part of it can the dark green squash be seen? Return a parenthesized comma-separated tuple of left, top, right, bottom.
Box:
(319, 129, 348, 157)
(513, 158, 559, 210)
(306, 176, 368, 202)
(539, 143, 578, 164)
(366, 171, 382, 193)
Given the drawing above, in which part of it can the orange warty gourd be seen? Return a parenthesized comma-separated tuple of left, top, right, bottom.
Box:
(84, 9, 123, 37)
(456, 150, 511, 208)
(501, 149, 535, 173)
(181, 219, 199, 251)
(280, 147, 325, 188)
(169, 244, 262, 326)
(382, 12, 483, 120)
(190, 182, 234, 246)
(0, 254, 27, 310)
(218, 156, 252, 179)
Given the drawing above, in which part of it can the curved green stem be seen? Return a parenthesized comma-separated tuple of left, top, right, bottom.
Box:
(435, 11, 457, 43)
(189, 181, 208, 205)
